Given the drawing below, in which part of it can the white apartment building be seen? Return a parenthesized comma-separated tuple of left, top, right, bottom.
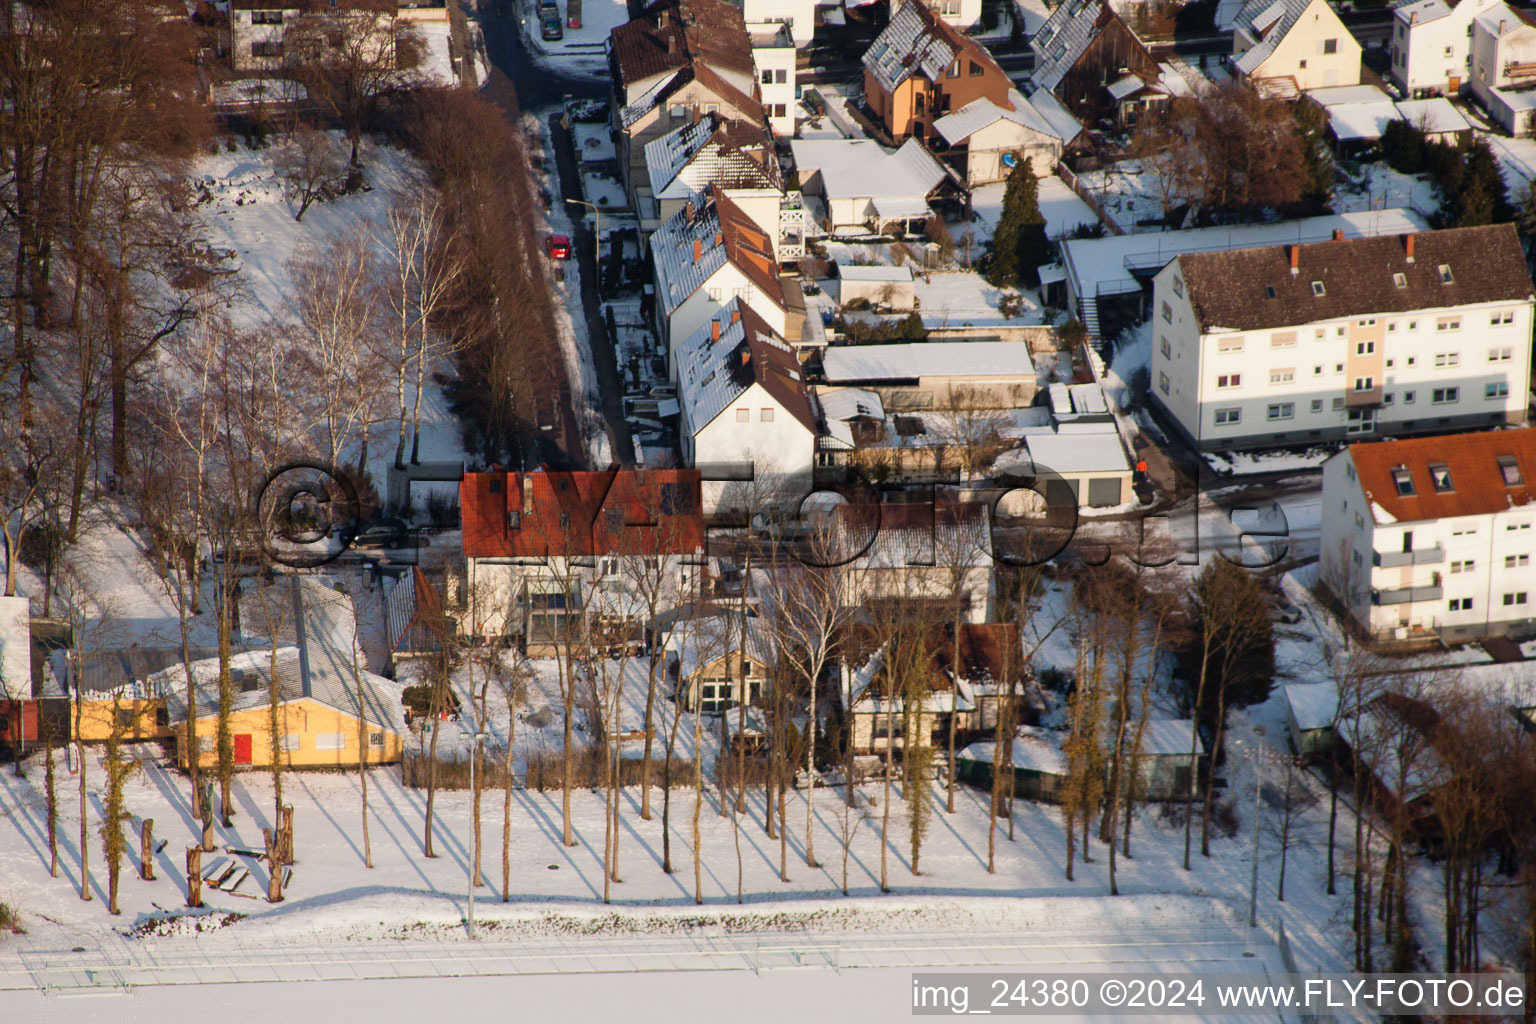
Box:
(740, 0, 818, 46)
(749, 21, 798, 133)
(1150, 224, 1534, 451)
(227, 0, 397, 72)
(1390, 0, 1499, 97)
(1470, 3, 1536, 136)
(1320, 429, 1536, 644)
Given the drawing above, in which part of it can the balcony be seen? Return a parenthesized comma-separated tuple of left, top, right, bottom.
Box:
(1371, 584, 1444, 606)
(1345, 386, 1383, 408)
(1373, 545, 1445, 568)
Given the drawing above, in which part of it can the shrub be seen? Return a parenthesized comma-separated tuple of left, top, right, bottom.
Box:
(0, 901, 21, 934)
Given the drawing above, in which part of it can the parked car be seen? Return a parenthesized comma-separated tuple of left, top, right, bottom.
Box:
(537, 0, 558, 15)
(545, 233, 571, 259)
(351, 517, 408, 550)
(541, 13, 563, 39)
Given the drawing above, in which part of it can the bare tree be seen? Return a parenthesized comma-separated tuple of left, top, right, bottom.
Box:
(488, 649, 527, 901)
(275, 125, 344, 222)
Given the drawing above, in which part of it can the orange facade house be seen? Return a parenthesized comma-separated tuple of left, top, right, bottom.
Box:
(862, 0, 1017, 144)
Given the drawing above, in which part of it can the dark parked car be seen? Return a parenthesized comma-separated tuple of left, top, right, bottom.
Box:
(351, 517, 408, 550)
(541, 13, 563, 39)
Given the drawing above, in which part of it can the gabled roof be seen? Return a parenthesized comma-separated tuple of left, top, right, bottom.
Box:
(650, 184, 784, 318)
(787, 138, 949, 201)
(1394, 0, 1452, 27)
(610, 0, 753, 88)
(460, 469, 705, 559)
(620, 60, 767, 129)
(157, 647, 403, 734)
(932, 87, 1079, 145)
(1234, 0, 1324, 75)
(1030, 0, 1150, 93)
(675, 299, 817, 434)
(644, 114, 780, 201)
(862, 0, 972, 93)
(1474, 2, 1536, 37)
(1175, 224, 1532, 333)
(668, 611, 776, 680)
(1342, 428, 1536, 525)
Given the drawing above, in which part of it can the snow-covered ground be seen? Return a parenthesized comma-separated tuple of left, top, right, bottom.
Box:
(1485, 132, 1536, 194)
(1333, 163, 1437, 218)
(914, 271, 1042, 329)
(519, 0, 626, 78)
(970, 175, 1100, 243)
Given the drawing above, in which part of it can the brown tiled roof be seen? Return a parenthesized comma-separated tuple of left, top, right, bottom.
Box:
(610, 0, 752, 88)
(1176, 224, 1533, 333)
(737, 304, 816, 431)
(711, 184, 784, 306)
(1346, 428, 1536, 524)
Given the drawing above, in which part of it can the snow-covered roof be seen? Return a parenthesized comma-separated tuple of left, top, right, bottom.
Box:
(1108, 74, 1145, 101)
(1307, 83, 1391, 107)
(1158, 63, 1195, 98)
(666, 611, 776, 680)
(1491, 84, 1536, 111)
(1286, 681, 1340, 732)
(789, 138, 948, 202)
(960, 729, 1067, 775)
(1031, 0, 1107, 92)
(1234, 0, 1315, 75)
(650, 187, 783, 318)
(153, 647, 402, 733)
(1394, 97, 1471, 135)
(674, 299, 816, 434)
(816, 386, 885, 421)
(1067, 382, 1108, 416)
(1027, 90, 1086, 144)
(932, 88, 1077, 146)
(862, 0, 960, 93)
(644, 115, 780, 201)
(1023, 423, 1130, 475)
(1473, 2, 1536, 38)
(1139, 718, 1202, 757)
(1394, 0, 1451, 27)
(822, 341, 1035, 383)
(1326, 98, 1399, 141)
(621, 69, 682, 127)
(1060, 209, 1427, 305)
(838, 264, 914, 284)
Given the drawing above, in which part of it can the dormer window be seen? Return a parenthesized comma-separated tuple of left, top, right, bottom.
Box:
(1311, 281, 1326, 296)
(1393, 272, 1406, 288)
(489, 478, 501, 494)
(1264, 285, 1276, 299)
(1392, 467, 1415, 496)
(1499, 455, 1524, 486)
(1429, 463, 1453, 492)
(1438, 264, 1453, 284)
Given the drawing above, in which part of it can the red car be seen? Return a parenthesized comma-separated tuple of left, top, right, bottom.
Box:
(545, 233, 572, 259)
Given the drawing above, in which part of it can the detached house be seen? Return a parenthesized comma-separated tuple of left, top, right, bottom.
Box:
(788, 137, 953, 231)
(932, 88, 1083, 184)
(1390, 0, 1499, 97)
(459, 469, 705, 646)
(674, 300, 818, 512)
(1470, 4, 1536, 136)
(609, 0, 756, 109)
(1320, 429, 1536, 645)
(828, 501, 996, 623)
(618, 62, 769, 211)
(650, 185, 790, 354)
(1028, 0, 1163, 126)
(641, 114, 786, 252)
(667, 611, 776, 713)
(1232, 0, 1361, 97)
(1149, 224, 1534, 451)
(861, 0, 1016, 145)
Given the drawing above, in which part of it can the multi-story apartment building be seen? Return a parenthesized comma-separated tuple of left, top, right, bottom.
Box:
(1150, 224, 1534, 451)
(1320, 429, 1536, 644)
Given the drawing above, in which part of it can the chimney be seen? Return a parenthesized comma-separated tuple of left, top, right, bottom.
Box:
(714, 231, 723, 246)
(692, 105, 701, 124)
(741, 348, 751, 367)
(684, 200, 695, 224)
(1332, 228, 1345, 241)
(1288, 244, 1299, 275)
(712, 318, 721, 341)
(693, 238, 703, 262)
(1405, 233, 1415, 263)
(668, 32, 678, 54)
(731, 307, 741, 323)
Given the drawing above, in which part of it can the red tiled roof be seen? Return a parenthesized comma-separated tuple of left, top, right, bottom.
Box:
(1348, 428, 1536, 524)
(461, 469, 705, 559)
(710, 184, 783, 307)
(610, 0, 752, 88)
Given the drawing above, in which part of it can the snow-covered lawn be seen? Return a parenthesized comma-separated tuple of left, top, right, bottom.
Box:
(580, 170, 629, 211)
(970, 175, 1100, 244)
(1484, 132, 1536, 194)
(914, 271, 1042, 329)
(1074, 161, 1173, 235)
(1202, 448, 1336, 477)
(1333, 163, 1437, 218)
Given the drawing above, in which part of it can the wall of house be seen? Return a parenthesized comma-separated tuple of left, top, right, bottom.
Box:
(840, 278, 917, 310)
(664, 264, 787, 363)
(1249, 0, 1361, 90)
(844, 566, 995, 622)
(919, 0, 983, 31)
(1473, 16, 1536, 92)
(957, 120, 1061, 185)
(1392, 0, 1495, 96)
(177, 699, 403, 769)
(742, 0, 817, 46)
(688, 383, 816, 513)
(751, 41, 798, 134)
(1055, 19, 1160, 126)
(869, 54, 1014, 143)
(230, 7, 289, 71)
(679, 650, 769, 712)
(75, 699, 171, 743)
(465, 559, 521, 638)
(862, 375, 1038, 411)
(849, 705, 940, 754)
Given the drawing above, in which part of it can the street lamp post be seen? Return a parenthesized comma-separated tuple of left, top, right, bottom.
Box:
(565, 198, 601, 300)
(463, 729, 487, 939)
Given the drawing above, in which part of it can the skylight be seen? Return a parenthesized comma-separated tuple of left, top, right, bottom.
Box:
(1393, 272, 1407, 288)
(1392, 467, 1415, 496)
(1438, 264, 1454, 284)
(1264, 285, 1276, 299)
(1429, 463, 1453, 493)
(1311, 281, 1326, 297)
(1499, 455, 1524, 486)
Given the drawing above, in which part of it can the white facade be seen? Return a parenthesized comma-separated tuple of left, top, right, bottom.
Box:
(660, 261, 787, 365)
(1470, 5, 1536, 135)
(741, 0, 818, 46)
(682, 380, 816, 511)
(1320, 440, 1536, 643)
(1150, 257, 1534, 451)
(228, 3, 397, 73)
(916, 0, 984, 31)
(749, 23, 798, 134)
(1234, 0, 1361, 92)
(1390, 0, 1498, 97)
